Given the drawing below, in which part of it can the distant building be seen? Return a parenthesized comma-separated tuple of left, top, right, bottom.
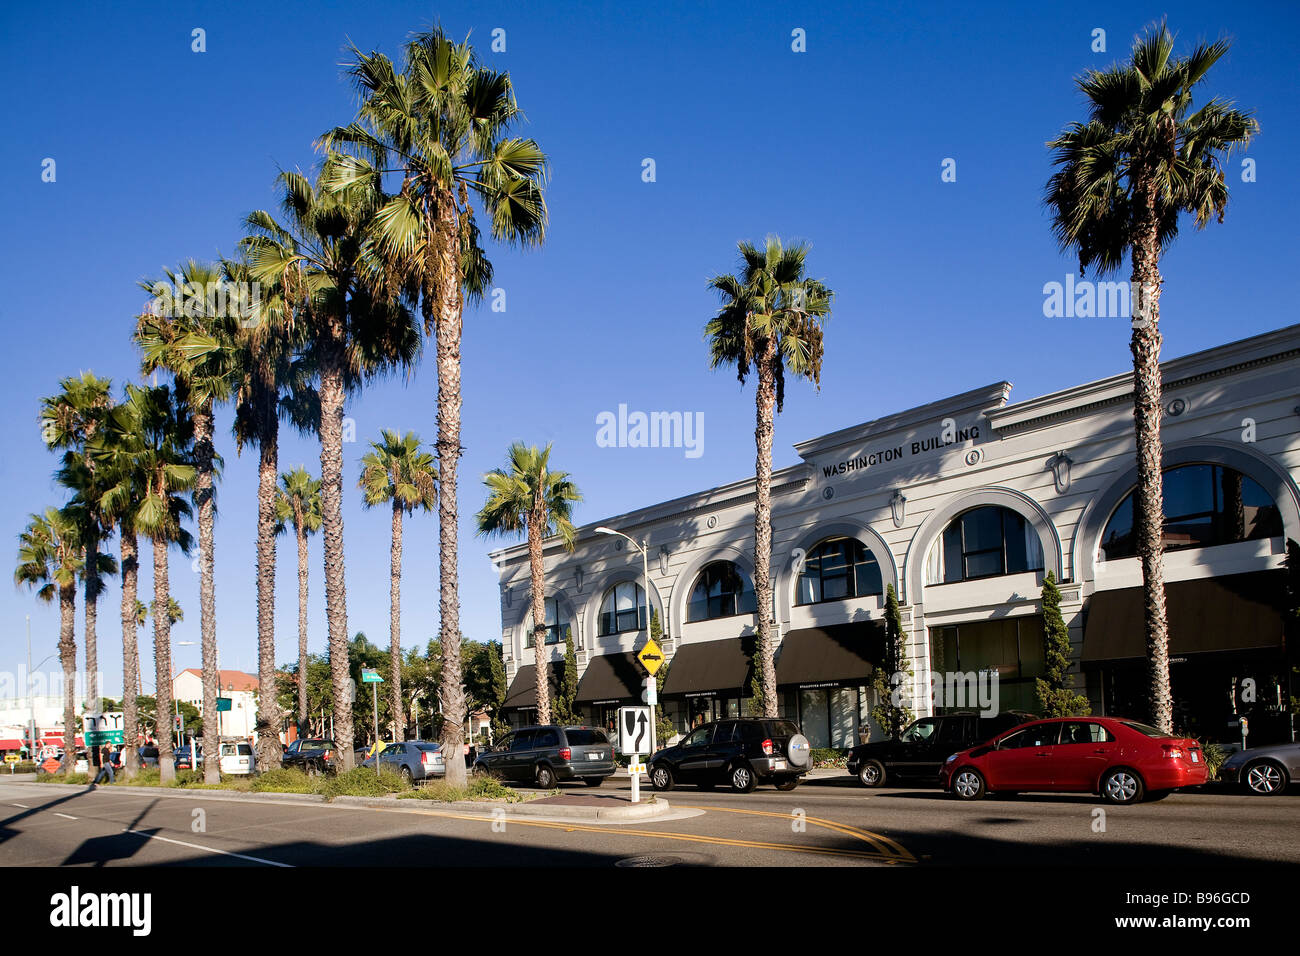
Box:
(172, 669, 259, 739)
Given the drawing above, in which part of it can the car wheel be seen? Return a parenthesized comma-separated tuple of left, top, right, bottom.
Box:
(583, 776, 604, 787)
(534, 764, 556, 789)
(729, 762, 756, 793)
(399, 766, 413, 784)
(650, 764, 674, 792)
(951, 768, 986, 800)
(774, 775, 799, 792)
(858, 759, 886, 788)
(1101, 768, 1144, 805)
(1244, 760, 1288, 795)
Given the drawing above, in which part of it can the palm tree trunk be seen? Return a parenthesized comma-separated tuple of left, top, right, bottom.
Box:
(59, 584, 77, 775)
(296, 519, 309, 731)
(84, 533, 100, 713)
(120, 533, 140, 777)
(194, 402, 221, 784)
(153, 535, 175, 784)
(753, 340, 778, 717)
(319, 331, 354, 769)
(389, 500, 406, 740)
(528, 510, 552, 726)
(254, 376, 281, 772)
(433, 188, 467, 786)
(1130, 169, 1172, 733)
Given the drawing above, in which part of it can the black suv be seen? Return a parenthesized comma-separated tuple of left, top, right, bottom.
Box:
(649, 717, 812, 793)
(847, 711, 1034, 787)
(473, 726, 615, 788)
(281, 738, 337, 775)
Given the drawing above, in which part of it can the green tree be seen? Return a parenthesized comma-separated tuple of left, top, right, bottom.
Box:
(1045, 23, 1256, 731)
(324, 27, 549, 786)
(475, 443, 581, 730)
(870, 584, 914, 740)
(359, 430, 437, 740)
(650, 608, 673, 744)
(706, 236, 833, 716)
(15, 507, 85, 774)
(554, 628, 579, 725)
(275, 467, 322, 734)
(1036, 572, 1091, 717)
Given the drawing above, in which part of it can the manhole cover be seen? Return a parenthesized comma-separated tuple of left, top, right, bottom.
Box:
(615, 855, 682, 867)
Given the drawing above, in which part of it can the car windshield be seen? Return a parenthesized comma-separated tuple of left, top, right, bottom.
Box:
(1120, 721, 1170, 738)
(901, 719, 937, 742)
(564, 729, 608, 745)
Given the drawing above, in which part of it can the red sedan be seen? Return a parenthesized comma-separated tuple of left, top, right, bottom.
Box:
(939, 716, 1207, 805)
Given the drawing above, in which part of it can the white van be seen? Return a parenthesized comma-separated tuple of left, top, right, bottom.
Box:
(219, 741, 254, 775)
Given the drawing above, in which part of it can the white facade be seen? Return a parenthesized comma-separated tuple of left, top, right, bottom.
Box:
(172, 670, 258, 739)
(490, 325, 1300, 747)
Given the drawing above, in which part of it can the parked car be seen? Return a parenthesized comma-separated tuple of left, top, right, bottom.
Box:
(138, 745, 159, 768)
(848, 711, 1035, 787)
(281, 738, 337, 774)
(473, 726, 615, 788)
(362, 741, 446, 782)
(174, 746, 203, 771)
(648, 717, 812, 793)
(1218, 740, 1300, 795)
(218, 741, 254, 776)
(940, 716, 1208, 805)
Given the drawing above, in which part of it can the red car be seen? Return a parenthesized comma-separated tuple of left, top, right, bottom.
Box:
(939, 716, 1207, 805)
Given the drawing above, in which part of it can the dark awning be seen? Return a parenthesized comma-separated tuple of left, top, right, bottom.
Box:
(661, 639, 751, 696)
(1083, 570, 1287, 662)
(575, 652, 644, 704)
(503, 661, 566, 710)
(776, 621, 885, 687)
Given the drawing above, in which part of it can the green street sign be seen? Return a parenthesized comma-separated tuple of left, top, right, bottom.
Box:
(84, 712, 125, 747)
(85, 729, 124, 746)
(215, 697, 232, 712)
(361, 669, 384, 684)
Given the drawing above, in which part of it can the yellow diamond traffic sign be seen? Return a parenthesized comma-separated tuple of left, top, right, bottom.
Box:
(637, 638, 664, 676)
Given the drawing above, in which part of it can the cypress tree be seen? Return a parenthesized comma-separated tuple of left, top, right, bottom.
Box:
(870, 583, 914, 739)
(1036, 571, 1090, 716)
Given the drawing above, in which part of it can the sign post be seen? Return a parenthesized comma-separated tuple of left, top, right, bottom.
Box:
(637, 638, 663, 763)
(361, 669, 384, 775)
(617, 705, 652, 803)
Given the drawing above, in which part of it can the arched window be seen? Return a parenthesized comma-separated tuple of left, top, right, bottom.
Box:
(598, 581, 647, 636)
(523, 598, 570, 649)
(925, 506, 1044, 585)
(795, 537, 884, 605)
(1100, 464, 1282, 561)
(686, 561, 756, 622)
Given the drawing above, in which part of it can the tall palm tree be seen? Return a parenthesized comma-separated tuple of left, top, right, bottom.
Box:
(475, 443, 581, 728)
(137, 260, 242, 782)
(323, 27, 548, 785)
(359, 430, 436, 740)
(275, 467, 322, 733)
(1046, 23, 1256, 732)
(40, 372, 114, 710)
(98, 384, 195, 783)
(15, 507, 84, 774)
(706, 236, 833, 716)
(243, 170, 420, 769)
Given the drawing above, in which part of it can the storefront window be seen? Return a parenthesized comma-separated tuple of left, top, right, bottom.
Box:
(1100, 464, 1282, 560)
(795, 537, 884, 605)
(523, 598, 569, 648)
(597, 582, 647, 636)
(686, 561, 757, 622)
(925, 507, 1044, 584)
(929, 617, 1046, 714)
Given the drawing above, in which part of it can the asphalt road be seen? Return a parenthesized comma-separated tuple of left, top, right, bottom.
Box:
(1, 772, 1295, 868)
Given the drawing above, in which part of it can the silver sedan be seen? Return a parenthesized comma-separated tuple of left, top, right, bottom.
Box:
(362, 741, 446, 783)
(1219, 740, 1300, 795)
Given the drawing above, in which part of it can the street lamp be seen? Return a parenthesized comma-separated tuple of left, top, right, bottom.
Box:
(594, 526, 657, 758)
(26, 615, 59, 761)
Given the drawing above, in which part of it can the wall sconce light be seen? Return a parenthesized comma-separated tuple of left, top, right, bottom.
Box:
(890, 490, 907, 528)
(659, 545, 670, 576)
(1048, 450, 1073, 494)
(574, 566, 584, 592)
(503, 586, 512, 608)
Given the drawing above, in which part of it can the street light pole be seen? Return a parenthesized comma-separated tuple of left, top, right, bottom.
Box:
(594, 526, 657, 761)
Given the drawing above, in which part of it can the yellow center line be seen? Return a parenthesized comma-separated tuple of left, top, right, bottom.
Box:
(673, 804, 917, 862)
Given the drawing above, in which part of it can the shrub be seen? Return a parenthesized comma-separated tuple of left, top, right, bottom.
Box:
(10, 761, 37, 773)
(401, 774, 522, 802)
(114, 767, 161, 787)
(37, 771, 90, 785)
(810, 748, 848, 769)
(249, 768, 317, 794)
(1197, 740, 1231, 780)
(319, 767, 411, 799)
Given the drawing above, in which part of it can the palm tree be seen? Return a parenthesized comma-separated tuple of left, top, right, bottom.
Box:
(706, 237, 833, 716)
(359, 430, 436, 740)
(40, 372, 114, 711)
(137, 260, 242, 783)
(275, 467, 322, 733)
(1046, 23, 1256, 732)
(98, 384, 195, 783)
(15, 507, 84, 774)
(475, 443, 581, 729)
(243, 169, 420, 769)
(323, 27, 548, 785)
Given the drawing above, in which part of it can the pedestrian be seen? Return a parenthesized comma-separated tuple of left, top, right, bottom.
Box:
(91, 744, 115, 786)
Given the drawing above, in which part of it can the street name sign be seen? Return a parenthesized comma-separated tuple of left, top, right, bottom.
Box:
(84, 712, 125, 746)
(361, 669, 384, 684)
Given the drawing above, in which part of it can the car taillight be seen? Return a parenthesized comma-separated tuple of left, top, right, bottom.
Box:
(558, 747, 571, 761)
(761, 739, 773, 756)
(1161, 744, 1183, 759)
(324, 750, 332, 761)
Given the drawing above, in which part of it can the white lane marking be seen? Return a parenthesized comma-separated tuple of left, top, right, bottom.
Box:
(10, 803, 29, 808)
(122, 828, 293, 867)
(54, 812, 77, 819)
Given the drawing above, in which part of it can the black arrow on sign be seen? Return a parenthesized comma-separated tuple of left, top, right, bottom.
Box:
(634, 712, 647, 752)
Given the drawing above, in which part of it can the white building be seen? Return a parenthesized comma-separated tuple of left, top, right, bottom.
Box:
(172, 669, 258, 739)
(490, 324, 1300, 749)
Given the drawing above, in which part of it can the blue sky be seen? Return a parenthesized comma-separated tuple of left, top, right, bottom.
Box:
(1, 1, 1297, 697)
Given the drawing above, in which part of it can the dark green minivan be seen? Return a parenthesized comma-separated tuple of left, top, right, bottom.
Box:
(473, 725, 616, 788)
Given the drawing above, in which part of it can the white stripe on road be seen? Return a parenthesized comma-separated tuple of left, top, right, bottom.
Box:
(10, 803, 29, 808)
(122, 828, 293, 867)
(54, 812, 77, 819)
